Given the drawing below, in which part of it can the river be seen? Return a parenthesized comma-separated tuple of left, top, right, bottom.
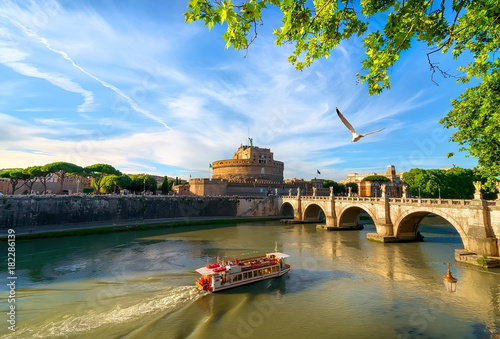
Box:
(1, 217, 499, 338)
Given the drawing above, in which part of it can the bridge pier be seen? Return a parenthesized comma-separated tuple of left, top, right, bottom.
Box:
(366, 230, 424, 243)
(461, 198, 499, 257)
(325, 216, 336, 227)
(463, 236, 499, 257)
(366, 222, 399, 242)
(293, 194, 302, 221)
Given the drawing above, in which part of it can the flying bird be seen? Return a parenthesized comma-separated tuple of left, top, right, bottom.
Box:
(336, 107, 385, 142)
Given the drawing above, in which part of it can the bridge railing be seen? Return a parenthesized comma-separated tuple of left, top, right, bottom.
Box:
(280, 195, 498, 207)
(388, 198, 475, 206)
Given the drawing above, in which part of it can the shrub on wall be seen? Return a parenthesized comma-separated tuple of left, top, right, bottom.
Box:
(83, 187, 94, 194)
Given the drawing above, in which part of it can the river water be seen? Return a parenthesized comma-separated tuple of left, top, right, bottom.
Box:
(1, 218, 499, 338)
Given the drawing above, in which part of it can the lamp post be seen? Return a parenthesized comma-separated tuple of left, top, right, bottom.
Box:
(438, 187, 441, 200)
(443, 263, 458, 292)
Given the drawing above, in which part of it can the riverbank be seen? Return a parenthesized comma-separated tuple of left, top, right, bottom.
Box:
(0, 216, 285, 240)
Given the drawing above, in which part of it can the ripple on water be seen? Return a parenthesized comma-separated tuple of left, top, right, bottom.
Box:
(6, 286, 208, 339)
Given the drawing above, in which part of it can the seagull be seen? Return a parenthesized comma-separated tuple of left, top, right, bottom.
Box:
(336, 107, 385, 142)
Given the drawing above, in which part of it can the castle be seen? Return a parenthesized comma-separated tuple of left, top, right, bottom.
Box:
(188, 141, 311, 196)
(212, 141, 284, 182)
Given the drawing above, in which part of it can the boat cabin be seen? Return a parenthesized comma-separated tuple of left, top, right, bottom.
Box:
(195, 252, 290, 292)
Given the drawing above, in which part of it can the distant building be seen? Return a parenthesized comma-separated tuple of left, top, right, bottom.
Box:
(1, 174, 92, 195)
(342, 165, 406, 198)
(0, 178, 9, 194)
(172, 184, 191, 195)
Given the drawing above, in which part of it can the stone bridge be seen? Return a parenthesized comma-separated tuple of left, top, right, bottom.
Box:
(279, 193, 500, 258)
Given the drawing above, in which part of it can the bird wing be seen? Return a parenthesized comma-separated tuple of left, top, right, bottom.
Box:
(362, 128, 385, 136)
(336, 107, 356, 134)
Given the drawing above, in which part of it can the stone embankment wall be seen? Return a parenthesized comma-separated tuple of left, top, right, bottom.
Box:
(0, 195, 279, 228)
(236, 196, 280, 217)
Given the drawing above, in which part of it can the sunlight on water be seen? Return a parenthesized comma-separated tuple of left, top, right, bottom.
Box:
(1, 219, 499, 338)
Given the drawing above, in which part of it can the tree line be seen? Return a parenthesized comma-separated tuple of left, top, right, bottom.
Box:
(322, 180, 359, 195)
(402, 167, 498, 200)
(321, 167, 498, 200)
(0, 162, 181, 195)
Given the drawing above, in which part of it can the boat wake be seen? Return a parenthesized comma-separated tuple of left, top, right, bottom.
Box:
(6, 286, 208, 338)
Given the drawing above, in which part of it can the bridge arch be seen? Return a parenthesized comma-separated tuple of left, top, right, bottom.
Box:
(394, 209, 466, 244)
(303, 203, 326, 221)
(280, 202, 294, 217)
(337, 205, 377, 228)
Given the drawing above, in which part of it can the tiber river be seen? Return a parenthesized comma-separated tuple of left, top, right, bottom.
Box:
(1, 217, 500, 338)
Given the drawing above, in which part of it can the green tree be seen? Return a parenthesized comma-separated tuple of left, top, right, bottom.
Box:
(42, 162, 83, 194)
(0, 169, 27, 194)
(404, 168, 440, 198)
(185, 0, 500, 183)
(402, 167, 493, 199)
(22, 166, 39, 194)
(362, 175, 390, 182)
(322, 179, 345, 194)
(115, 175, 133, 192)
(441, 75, 500, 190)
(97, 174, 133, 194)
(160, 176, 174, 194)
(85, 164, 122, 194)
(345, 182, 358, 194)
(83, 187, 94, 194)
(441, 167, 474, 199)
(99, 174, 119, 194)
(23, 166, 50, 194)
(129, 174, 157, 194)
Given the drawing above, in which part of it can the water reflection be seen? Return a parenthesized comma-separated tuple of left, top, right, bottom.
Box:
(1, 219, 499, 338)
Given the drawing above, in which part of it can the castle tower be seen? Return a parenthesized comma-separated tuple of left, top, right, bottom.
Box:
(386, 165, 396, 176)
(212, 143, 284, 182)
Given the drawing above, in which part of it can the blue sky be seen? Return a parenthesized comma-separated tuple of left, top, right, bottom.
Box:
(0, 0, 477, 181)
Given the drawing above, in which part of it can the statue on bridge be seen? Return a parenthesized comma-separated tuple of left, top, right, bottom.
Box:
(330, 186, 334, 197)
(473, 181, 483, 200)
(289, 189, 292, 197)
(402, 185, 408, 198)
(474, 181, 482, 193)
(381, 184, 386, 198)
(312, 187, 317, 197)
(347, 186, 352, 197)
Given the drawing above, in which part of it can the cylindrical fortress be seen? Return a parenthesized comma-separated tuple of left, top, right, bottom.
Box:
(212, 144, 284, 182)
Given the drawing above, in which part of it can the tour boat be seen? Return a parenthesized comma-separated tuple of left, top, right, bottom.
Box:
(195, 252, 291, 292)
